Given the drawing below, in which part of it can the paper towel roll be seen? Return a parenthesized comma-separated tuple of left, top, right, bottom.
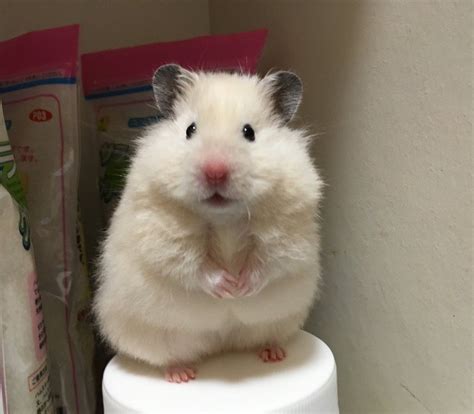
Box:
(103, 330, 339, 413)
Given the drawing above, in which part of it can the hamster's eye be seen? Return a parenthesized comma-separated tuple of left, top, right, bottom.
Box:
(242, 124, 255, 142)
(186, 122, 197, 139)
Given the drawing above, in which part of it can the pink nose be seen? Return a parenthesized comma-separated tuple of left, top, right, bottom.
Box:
(203, 161, 229, 185)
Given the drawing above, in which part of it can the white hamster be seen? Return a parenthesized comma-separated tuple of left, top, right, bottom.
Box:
(94, 64, 323, 383)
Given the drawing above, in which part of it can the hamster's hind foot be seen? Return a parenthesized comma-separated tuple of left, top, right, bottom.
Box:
(164, 366, 196, 383)
(259, 345, 286, 363)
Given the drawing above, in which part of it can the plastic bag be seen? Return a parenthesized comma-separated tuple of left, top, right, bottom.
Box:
(0, 26, 95, 414)
(81, 29, 267, 223)
(0, 102, 54, 414)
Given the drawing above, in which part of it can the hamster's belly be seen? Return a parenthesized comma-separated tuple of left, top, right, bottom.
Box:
(229, 271, 317, 325)
(118, 270, 317, 333)
(161, 272, 318, 329)
(124, 278, 233, 332)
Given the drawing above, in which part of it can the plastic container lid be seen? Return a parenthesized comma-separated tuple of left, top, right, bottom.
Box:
(103, 330, 339, 413)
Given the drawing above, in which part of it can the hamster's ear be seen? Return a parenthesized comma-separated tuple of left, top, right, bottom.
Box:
(152, 64, 193, 118)
(262, 71, 303, 124)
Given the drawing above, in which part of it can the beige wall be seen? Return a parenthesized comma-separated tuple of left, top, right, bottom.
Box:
(210, 0, 472, 413)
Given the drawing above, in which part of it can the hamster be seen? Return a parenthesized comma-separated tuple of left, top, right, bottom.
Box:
(94, 64, 323, 383)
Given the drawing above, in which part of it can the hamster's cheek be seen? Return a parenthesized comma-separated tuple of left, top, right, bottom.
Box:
(140, 134, 195, 203)
(177, 156, 211, 204)
(243, 142, 279, 200)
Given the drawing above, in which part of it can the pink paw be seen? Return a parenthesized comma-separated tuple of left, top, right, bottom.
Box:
(236, 265, 264, 297)
(201, 261, 265, 299)
(213, 266, 262, 298)
(209, 270, 239, 299)
(259, 345, 286, 363)
(164, 366, 196, 383)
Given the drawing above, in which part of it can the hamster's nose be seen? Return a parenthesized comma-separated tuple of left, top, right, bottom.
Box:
(203, 161, 229, 186)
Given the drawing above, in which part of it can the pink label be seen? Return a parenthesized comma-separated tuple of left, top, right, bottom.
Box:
(27, 271, 47, 361)
(0, 25, 79, 82)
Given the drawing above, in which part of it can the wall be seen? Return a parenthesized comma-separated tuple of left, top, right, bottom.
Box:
(0, 0, 210, 52)
(210, 1, 472, 413)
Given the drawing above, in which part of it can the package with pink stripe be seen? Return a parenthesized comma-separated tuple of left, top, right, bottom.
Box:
(81, 29, 267, 223)
(0, 25, 95, 414)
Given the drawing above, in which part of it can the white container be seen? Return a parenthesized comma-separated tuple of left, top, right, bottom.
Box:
(102, 330, 339, 413)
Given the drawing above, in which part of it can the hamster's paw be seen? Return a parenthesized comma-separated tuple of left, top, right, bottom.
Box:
(202, 268, 239, 299)
(259, 345, 286, 363)
(236, 264, 265, 297)
(164, 366, 196, 383)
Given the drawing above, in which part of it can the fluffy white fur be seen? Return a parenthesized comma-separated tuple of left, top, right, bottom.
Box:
(94, 69, 323, 369)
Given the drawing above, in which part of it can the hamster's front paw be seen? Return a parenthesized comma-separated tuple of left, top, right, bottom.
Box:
(236, 264, 266, 297)
(200, 259, 265, 299)
(201, 267, 240, 299)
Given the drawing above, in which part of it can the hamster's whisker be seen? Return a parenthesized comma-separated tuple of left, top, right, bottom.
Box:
(244, 201, 252, 223)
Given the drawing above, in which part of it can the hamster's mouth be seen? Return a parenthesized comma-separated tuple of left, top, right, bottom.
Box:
(204, 193, 233, 207)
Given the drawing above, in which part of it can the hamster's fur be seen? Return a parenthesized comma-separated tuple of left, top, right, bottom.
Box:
(94, 64, 323, 381)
